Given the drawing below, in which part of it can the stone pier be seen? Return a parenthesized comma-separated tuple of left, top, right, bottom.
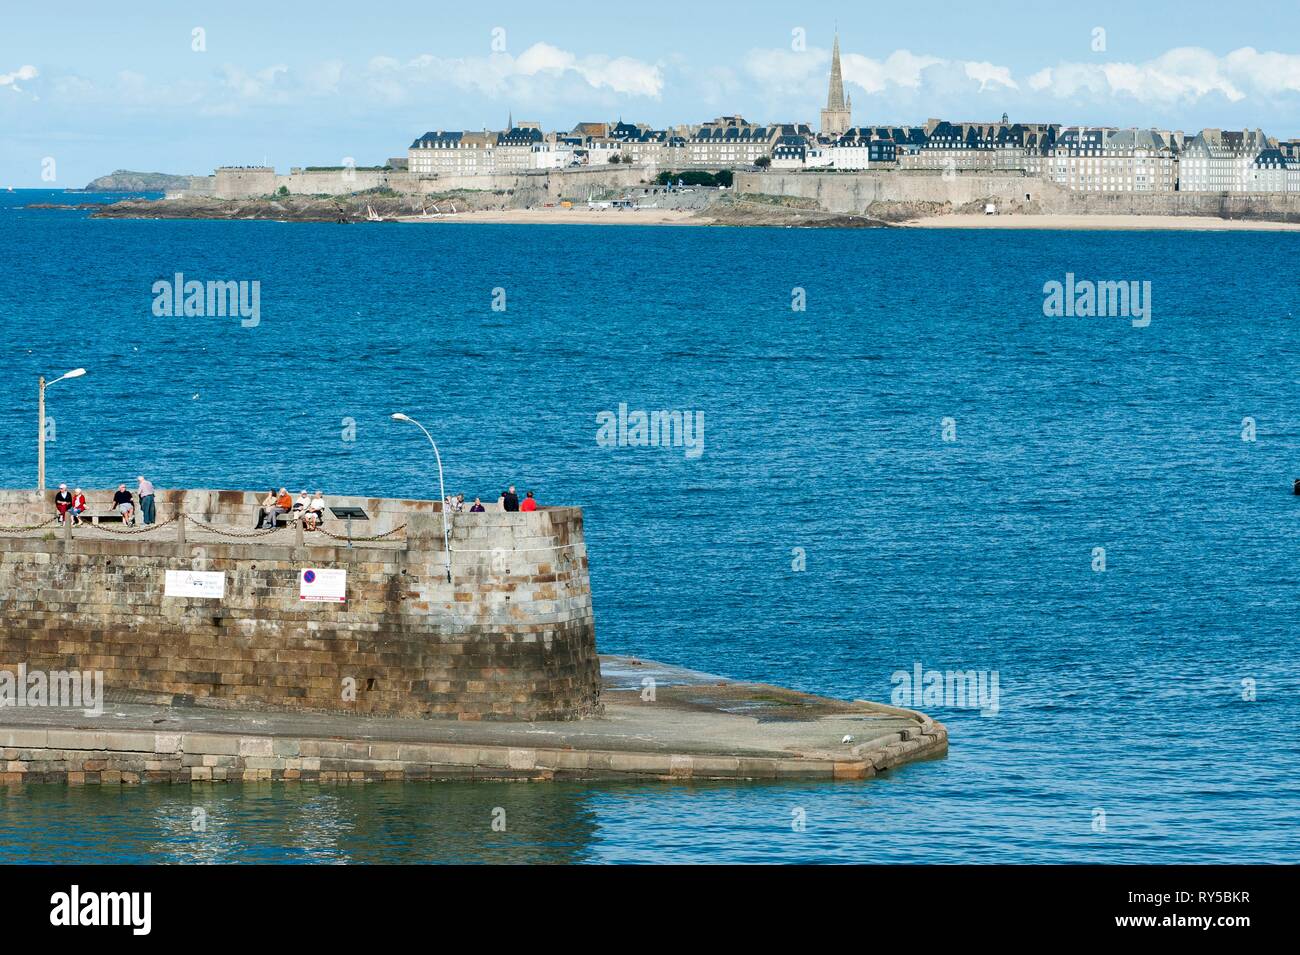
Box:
(0, 657, 948, 783)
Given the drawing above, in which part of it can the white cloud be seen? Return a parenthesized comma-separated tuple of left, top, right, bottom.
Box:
(369, 42, 663, 100)
(1222, 47, 1300, 96)
(0, 64, 38, 93)
(745, 46, 1013, 99)
(220, 64, 291, 101)
(964, 61, 1018, 92)
(1027, 46, 1300, 104)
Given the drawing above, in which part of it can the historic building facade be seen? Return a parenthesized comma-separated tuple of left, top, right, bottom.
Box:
(1179, 129, 1272, 192)
(1045, 127, 1178, 192)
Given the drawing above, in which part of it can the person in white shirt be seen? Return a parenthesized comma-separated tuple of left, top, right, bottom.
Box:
(308, 491, 326, 527)
(290, 490, 310, 525)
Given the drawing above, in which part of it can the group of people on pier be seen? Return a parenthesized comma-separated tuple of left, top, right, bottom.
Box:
(442, 485, 539, 513)
(257, 489, 328, 530)
(52, 476, 156, 526)
(52, 480, 539, 529)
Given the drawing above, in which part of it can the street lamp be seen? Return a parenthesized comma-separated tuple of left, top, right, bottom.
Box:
(38, 368, 86, 493)
(391, 413, 452, 583)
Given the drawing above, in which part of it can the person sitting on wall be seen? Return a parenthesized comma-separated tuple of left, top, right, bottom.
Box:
(469, 497, 485, 513)
(255, 489, 276, 528)
(113, 484, 136, 525)
(292, 489, 311, 522)
(262, 488, 293, 528)
(301, 491, 325, 531)
(53, 483, 72, 524)
(520, 490, 538, 512)
(444, 493, 463, 513)
(501, 485, 520, 512)
(69, 488, 87, 526)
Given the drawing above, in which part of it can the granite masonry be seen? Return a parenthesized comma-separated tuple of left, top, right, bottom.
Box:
(0, 490, 600, 722)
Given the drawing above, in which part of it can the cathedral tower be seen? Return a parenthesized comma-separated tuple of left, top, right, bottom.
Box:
(819, 33, 852, 137)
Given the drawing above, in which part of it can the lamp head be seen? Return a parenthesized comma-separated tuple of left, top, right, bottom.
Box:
(64, 368, 86, 379)
(391, 413, 410, 422)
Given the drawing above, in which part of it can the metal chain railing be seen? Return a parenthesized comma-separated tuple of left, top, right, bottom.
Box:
(81, 515, 179, 535)
(318, 523, 407, 543)
(2, 510, 409, 544)
(0, 516, 60, 533)
(184, 515, 283, 539)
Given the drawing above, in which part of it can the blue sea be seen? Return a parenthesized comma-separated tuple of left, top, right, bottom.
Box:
(0, 189, 1296, 864)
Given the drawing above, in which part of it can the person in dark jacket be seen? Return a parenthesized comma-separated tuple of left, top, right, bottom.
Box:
(501, 486, 520, 512)
(53, 484, 72, 524)
(113, 484, 135, 525)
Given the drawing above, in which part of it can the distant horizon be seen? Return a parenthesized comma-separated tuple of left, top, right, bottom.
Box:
(7, 0, 1300, 185)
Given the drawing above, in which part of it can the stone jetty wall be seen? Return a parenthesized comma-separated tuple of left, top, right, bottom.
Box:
(0, 487, 436, 536)
(0, 504, 600, 722)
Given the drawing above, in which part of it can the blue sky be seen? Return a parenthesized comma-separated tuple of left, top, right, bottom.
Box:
(5, 0, 1300, 185)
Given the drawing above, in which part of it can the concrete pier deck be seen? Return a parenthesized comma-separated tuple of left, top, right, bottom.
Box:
(0, 657, 947, 784)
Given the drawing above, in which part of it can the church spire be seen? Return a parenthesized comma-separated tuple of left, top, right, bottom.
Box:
(826, 33, 846, 111)
(819, 31, 852, 136)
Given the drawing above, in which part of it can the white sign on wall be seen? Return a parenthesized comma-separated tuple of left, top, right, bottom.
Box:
(299, 568, 346, 603)
(164, 570, 226, 599)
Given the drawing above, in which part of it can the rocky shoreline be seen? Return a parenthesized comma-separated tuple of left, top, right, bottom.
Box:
(76, 192, 890, 228)
(85, 193, 507, 223)
(30, 190, 1300, 230)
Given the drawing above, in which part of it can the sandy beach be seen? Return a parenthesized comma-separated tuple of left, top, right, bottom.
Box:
(396, 207, 707, 226)
(903, 213, 1300, 232)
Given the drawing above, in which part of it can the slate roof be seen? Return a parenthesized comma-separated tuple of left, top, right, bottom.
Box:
(499, 127, 544, 145)
(411, 131, 465, 148)
(690, 125, 776, 142)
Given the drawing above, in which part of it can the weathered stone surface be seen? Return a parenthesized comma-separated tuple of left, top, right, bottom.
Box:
(0, 656, 949, 785)
(0, 498, 600, 722)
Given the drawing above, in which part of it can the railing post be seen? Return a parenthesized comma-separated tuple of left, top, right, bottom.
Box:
(177, 509, 186, 553)
(62, 508, 72, 553)
(294, 516, 304, 549)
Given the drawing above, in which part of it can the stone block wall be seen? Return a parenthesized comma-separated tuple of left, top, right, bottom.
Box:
(735, 170, 1060, 213)
(213, 167, 278, 199)
(0, 506, 600, 722)
(0, 488, 441, 536)
(735, 170, 1300, 220)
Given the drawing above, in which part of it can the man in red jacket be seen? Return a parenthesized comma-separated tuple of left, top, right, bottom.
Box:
(520, 491, 538, 512)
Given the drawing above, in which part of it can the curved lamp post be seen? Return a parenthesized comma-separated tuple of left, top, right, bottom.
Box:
(38, 368, 86, 493)
(391, 413, 452, 582)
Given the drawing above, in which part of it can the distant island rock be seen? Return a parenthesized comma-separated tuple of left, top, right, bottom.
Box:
(84, 170, 193, 192)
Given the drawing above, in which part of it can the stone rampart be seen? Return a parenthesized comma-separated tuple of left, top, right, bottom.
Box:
(0, 498, 600, 722)
(735, 170, 1300, 220)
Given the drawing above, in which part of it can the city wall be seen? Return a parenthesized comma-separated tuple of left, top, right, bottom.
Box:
(0, 493, 600, 722)
(736, 170, 1300, 220)
(185, 165, 650, 202)
(735, 170, 1060, 213)
(1049, 190, 1300, 220)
